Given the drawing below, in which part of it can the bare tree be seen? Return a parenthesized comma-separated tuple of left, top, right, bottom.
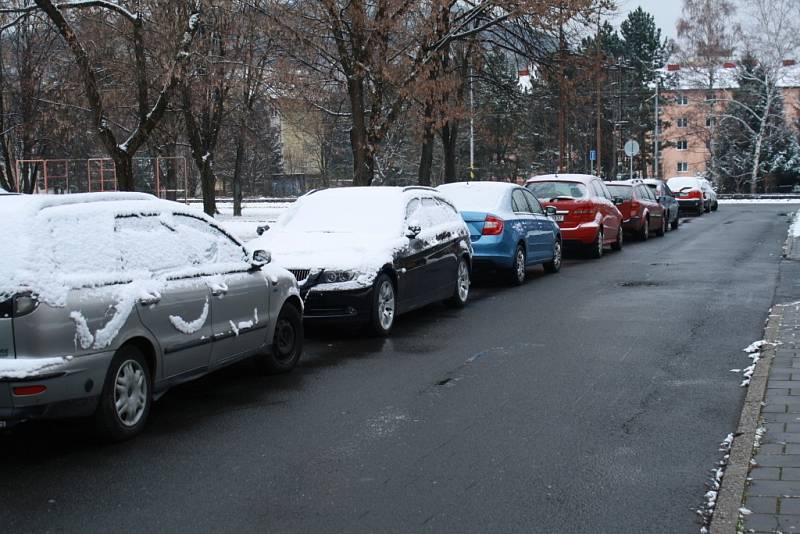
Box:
(1, 1, 202, 190)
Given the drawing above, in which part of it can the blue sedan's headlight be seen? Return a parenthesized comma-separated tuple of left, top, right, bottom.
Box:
(321, 270, 355, 284)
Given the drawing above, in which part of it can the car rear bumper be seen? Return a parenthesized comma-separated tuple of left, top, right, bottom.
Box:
(470, 236, 516, 270)
(558, 222, 600, 245)
(622, 217, 643, 232)
(301, 285, 374, 323)
(0, 351, 113, 426)
(677, 199, 703, 210)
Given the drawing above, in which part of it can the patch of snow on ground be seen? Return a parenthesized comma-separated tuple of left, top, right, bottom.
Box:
(790, 209, 800, 238)
(698, 433, 734, 532)
(718, 199, 800, 204)
(0, 356, 71, 379)
(169, 297, 209, 334)
(732, 340, 765, 387)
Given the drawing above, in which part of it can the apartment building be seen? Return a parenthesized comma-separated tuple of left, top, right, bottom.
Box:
(658, 62, 800, 181)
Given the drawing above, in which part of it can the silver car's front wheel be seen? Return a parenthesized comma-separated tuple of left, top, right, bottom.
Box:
(114, 359, 148, 427)
(446, 257, 470, 308)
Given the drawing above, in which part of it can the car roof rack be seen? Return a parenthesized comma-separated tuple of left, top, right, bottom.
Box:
(402, 186, 437, 193)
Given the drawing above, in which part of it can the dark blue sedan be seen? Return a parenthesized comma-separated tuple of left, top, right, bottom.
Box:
(437, 182, 562, 285)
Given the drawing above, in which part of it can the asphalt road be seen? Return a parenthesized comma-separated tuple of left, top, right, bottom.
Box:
(1, 204, 797, 534)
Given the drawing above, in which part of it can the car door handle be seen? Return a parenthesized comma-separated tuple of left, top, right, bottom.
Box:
(138, 294, 161, 306)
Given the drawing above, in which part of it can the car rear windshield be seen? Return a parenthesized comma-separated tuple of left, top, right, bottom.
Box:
(605, 184, 632, 200)
(526, 181, 587, 201)
(667, 177, 700, 191)
(438, 183, 507, 212)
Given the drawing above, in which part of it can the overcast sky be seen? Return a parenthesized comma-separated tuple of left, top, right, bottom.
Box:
(616, 0, 683, 41)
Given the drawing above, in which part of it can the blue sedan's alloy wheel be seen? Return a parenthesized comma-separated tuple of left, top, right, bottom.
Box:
(509, 245, 526, 285)
(544, 240, 562, 273)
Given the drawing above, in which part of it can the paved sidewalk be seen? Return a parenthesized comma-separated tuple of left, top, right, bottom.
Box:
(743, 303, 800, 533)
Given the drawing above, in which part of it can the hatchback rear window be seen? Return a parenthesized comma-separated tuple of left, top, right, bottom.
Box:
(606, 184, 632, 200)
(526, 181, 587, 201)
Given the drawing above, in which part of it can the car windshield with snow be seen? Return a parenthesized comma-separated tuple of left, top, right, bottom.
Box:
(0, 193, 304, 440)
(437, 182, 562, 285)
(249, 186, 473, 335)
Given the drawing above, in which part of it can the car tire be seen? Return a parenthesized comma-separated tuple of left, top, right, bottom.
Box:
(656, 215, 666, 237)
(589, 229, 604, 259)
(258, 303, 303, 373)
(94, 344, 152, 442)
(671, 213, 679, 231)
(544, 239, 562, 273)
(712, 201, 719, 211)
(369, 274, 396, 336)
(446, 257, 470, 308)
(509, 245, 527, 285)
(639, 217, 649, 241)
(611, 226, 623, 251)
(696, 205, 704, 216)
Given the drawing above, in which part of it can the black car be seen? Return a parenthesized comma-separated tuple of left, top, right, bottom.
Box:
(250, 186, 473, 335)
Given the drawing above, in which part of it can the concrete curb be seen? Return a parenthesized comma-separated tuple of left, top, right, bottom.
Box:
(786, 234, 800, 260)
(710, 306, 784, 534)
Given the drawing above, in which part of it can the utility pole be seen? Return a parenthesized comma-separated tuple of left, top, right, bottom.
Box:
(653, 76, 660, 178)
(557, 4, 566, 172)
(469, 61, 474, 180)
(595, 9, 602, 177)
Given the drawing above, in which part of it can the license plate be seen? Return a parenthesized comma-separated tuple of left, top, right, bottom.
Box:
(554, 214, 564, 222)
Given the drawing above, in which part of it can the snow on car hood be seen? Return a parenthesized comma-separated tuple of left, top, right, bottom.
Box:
(249, 229, 406, 289)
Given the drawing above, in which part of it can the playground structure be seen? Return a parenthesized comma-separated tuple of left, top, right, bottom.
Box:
(13, 157, 189, 202)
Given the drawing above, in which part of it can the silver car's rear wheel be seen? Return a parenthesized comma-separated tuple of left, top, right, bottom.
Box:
(95, 345, 152, 442)
(114, 359, 148, 427)
(446, 258, 470, 308)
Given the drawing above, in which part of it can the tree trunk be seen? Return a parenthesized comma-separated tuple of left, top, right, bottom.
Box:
(347, 76, 373, 186)
(232, 134, 245, 216)
(418, 103, 436, 186)
(440, 119, 459, 183)
(199, 163, 216, 216)
(113, 152, 135, 191)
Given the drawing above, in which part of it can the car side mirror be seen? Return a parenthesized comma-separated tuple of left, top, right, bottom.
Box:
(406, 224, 422, 239)
(613, 197, 624, 205)
(545, 206, 557, 217)
(256, 224, 270, 236)
(250, 249, 271, 269)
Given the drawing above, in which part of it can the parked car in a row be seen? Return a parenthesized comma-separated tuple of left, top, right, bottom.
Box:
(606, 180, 668, 240)
(525, 174, 624, 258)
(249, 187, 473, 336)
(1, 193, 303, 441)
(667, 176, 719, 215)
(436, 182, 562, 285)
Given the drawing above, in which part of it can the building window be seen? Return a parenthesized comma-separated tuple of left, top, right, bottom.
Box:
(705, 93, 714, 102)
(677, 95, 689, 106)
(677, 162, 689, 172)
(677, 139, 688, 150)
(677, 117, 689, 128)
(706, 117, 716, 127)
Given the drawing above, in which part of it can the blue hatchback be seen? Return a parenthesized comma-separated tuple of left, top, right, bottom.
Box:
(437, 182, 562, 285)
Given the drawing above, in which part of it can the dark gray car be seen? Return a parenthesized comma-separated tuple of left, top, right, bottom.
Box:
(1, 193, 303, 440)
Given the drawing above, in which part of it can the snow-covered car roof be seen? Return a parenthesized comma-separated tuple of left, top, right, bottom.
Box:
(437, 182, 514, 212)
(526, 173, 597, 184)
(2, 193, 244, 306)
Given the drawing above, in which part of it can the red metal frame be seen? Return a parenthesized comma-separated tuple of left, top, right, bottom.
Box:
(87, 158, 117, 193)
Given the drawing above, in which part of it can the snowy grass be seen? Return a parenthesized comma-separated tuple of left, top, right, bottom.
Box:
(790, 209, 800, 238)
(718, 198, 800, 204)
(187, 202, 292, 241)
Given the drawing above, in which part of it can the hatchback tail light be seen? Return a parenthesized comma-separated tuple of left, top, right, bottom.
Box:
(482, 215, 504, 236)
(570, 209, 595, 223)
(686, 190, 702, 199)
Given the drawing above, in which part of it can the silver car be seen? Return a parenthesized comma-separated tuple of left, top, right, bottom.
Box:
(1, 193, 303, 440)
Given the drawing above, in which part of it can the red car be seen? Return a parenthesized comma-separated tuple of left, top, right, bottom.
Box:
(525, 174, 623, 258)
(606, 180, 667, 240)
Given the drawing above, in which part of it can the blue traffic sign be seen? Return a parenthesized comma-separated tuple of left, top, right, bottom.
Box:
(589, 150, 597, 161)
